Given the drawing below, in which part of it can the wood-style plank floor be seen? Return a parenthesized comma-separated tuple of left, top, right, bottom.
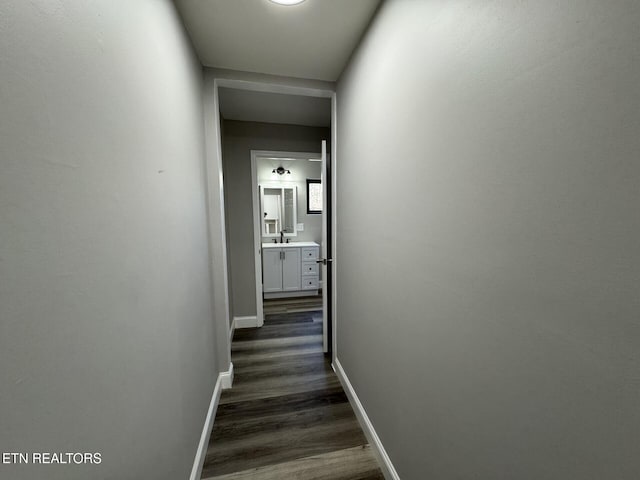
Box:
(263, 294, 323, 315)
(201, 310, 383, 480)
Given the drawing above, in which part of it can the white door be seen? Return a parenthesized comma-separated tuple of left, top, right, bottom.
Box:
(320, 140, 329, 352)
(262, 249, 283, 293)
(282, 248, 301, 291)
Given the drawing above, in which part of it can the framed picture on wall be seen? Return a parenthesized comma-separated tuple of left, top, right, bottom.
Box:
(306, 179, 322, 214)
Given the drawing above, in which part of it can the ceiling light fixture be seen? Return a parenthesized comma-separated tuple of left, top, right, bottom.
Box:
(269, 0, 307, 5)
(273, 166, 291, 175)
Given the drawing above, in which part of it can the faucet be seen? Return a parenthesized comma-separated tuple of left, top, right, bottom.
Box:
(280, 231, 284, 243)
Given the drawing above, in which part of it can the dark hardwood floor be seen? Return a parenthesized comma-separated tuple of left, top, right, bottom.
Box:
(201, 309, 383, 480)
(262, 294, 323, 315)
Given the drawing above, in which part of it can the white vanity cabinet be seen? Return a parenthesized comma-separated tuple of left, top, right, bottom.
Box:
(263, 247, 300, 293)
(262, 242, 319, 298)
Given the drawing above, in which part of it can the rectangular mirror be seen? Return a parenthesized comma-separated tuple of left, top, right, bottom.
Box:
(260, 184, 297, 237)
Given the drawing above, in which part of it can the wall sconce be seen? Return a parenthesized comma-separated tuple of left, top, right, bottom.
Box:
(272, 166, 291, 175)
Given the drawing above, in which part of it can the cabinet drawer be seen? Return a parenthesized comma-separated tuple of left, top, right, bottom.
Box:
(301, 247, 319, 260)
(302, 262, 318, 276)
(301, 276, 319, 290)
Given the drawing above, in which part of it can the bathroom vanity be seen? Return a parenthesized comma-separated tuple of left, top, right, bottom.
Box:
(262, 242, 319, 298)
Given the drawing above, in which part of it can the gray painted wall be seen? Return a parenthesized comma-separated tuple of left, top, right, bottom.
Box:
(222, 120, 329, 318)
(336, 1, 640, 479)
(0, 1, 219, 479)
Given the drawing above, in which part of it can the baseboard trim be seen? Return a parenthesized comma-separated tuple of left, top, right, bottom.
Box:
(263, 290, 319, 299)
(220, 362, 234, 390)
(233, 315, 259, 329)
(189, 375, 219, 480)
(333, 358, 400, 480)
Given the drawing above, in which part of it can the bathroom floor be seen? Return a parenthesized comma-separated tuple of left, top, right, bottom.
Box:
(262, 294, 323, 315)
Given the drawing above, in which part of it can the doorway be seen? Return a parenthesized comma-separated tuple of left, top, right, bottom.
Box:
(212, 78, 336, 357)
(251, 148, 330, 351)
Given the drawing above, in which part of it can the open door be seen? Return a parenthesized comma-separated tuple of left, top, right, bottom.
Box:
(319, 140, 332, 353)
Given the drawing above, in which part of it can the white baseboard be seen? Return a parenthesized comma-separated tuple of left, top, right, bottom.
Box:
(263, 290, 318, 299)
(233, 315, 259, 329)
(189, 377, 219, 480)
(333, 358, 400, 480)
(220, 362, 234, 390)
(189, 363, 234, 480)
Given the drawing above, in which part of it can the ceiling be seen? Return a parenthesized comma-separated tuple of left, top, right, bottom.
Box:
(174, 0, 381, 82)
(219, 87, 331, 127)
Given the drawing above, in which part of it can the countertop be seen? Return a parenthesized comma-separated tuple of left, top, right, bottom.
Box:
(261, 241, 319, 249)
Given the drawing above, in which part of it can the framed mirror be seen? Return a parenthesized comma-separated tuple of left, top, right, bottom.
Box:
(260, 184, 297, 237)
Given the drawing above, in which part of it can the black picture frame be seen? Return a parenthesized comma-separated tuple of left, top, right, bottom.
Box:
(306, 179, 322, 214)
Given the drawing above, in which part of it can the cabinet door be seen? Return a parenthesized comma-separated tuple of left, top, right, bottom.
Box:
(281, 248, 301, 291)
(262, 249, 283, 293)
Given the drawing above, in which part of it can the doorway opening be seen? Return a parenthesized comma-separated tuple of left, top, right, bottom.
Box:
(214, 79, 336, 357)
(251, 149, 329, 351)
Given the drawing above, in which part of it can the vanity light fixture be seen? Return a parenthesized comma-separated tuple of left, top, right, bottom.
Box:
(269, 0, 307, 5)
(273, 166, 291, 175)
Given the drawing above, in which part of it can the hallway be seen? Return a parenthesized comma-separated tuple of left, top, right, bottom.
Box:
(201, 311, 383, 479)
(4, 1, 640, 479)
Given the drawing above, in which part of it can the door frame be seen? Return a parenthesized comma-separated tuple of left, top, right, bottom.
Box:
(251, 150, 325, 331)
(210, 75, 337, 359)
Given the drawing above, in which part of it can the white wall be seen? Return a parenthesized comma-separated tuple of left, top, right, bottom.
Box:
(0, 1, 221, 479)
(336, 1, 640, 479)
